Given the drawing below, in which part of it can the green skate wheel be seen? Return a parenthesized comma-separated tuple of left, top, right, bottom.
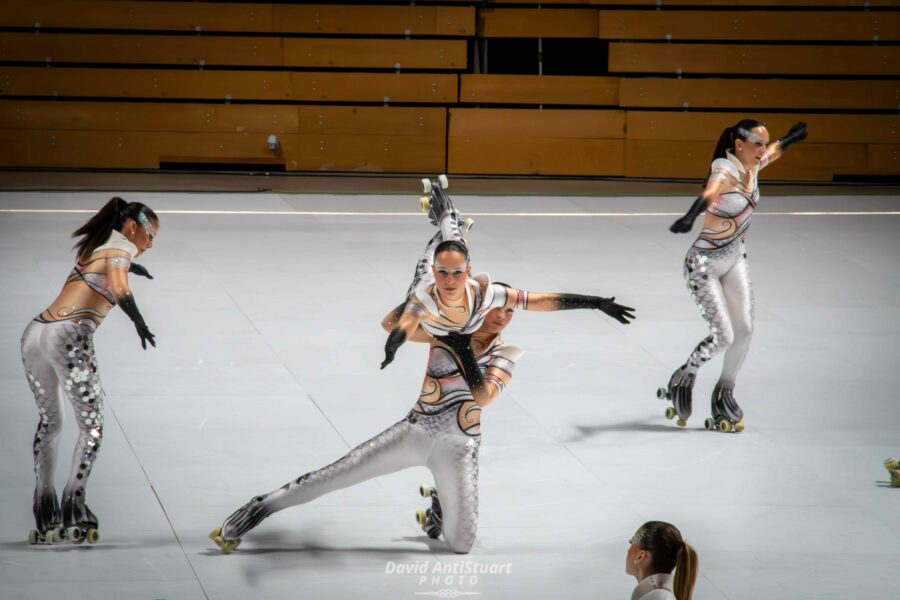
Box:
(718, 419, 732, 433)
(884, 458, 900, 472)
(664, 407, 677, 420)
(28, 529, 39, 545)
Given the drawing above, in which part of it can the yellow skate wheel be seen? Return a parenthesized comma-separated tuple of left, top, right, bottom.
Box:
(890, 471, 900, 488)
(219, 537, 240, 554)
(86, 529, 100, 544)
(420, 196, 430, 213)
(419, 485, 433, 498)
(665, 407, 677, 420)
(676, 418, 687, 427)
(734, 420, 745, 433)
(208, 527, 222, 541)
(718, 420, 732, 433)
(415, 509, 427, 529)
(884, 458, 900, 472)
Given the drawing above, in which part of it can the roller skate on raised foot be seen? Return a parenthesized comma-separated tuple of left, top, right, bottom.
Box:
(29, 490, 64, 545)
(705, 385, 744, 433)
(419, 175, 474, 232)
(209, 526, 241, 554)
(62, 498, 100, 545)
(415, 484, 442, 539)
(657, 365, 695, 427)
(884, 458, 900, 487)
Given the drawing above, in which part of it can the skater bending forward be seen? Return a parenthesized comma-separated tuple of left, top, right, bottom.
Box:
(661, 119, 807, 432)
(22, 197, 159, 545)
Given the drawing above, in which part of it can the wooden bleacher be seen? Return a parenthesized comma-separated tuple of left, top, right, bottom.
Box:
(0, 0, 897, 180)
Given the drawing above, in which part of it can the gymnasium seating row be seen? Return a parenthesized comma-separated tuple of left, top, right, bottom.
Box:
(1, 100, 895, 179)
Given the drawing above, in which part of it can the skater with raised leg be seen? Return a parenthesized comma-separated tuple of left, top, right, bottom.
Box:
(21, 197, 159, 544)
(660, 120, 807, 432)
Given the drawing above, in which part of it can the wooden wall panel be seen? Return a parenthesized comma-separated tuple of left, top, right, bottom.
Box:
(449, 108, 625, 138)
(626, 112, 900, 145)
(599, 10, 900, 41)
(290, 73, 457, 103)
(0, 67, 293, 101)
(283, 38, 466, 70)
(625, 140, 869, 180)
(618, 78, 900, 111)
(0, 32, 284, 67)
(866, 145, 900, 174)
(0, 101, 298, 134)
(295, 134, 445, 173)
(460, 75, 619, 106)
(297, 106, 446, 136)
(478, 8, 599, 38)
(272, 5, 475, 35)
(2, 1, 274, 32)
(587, 1, 899, 6)
(610, 42, 900, 75)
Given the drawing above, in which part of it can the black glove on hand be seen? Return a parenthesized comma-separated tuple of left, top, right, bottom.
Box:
(595, 297, 637, 325)
(670, 196, 706, 234)
(381, 328, 407, 370)
(118, 293, 156, 349)
(129, 263, 154, 279)
(778, 121, 807, 151)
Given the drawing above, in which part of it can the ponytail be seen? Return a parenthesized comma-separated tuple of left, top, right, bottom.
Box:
(72, 197, 158, 259)
(673, 541, 698, 600)
(635, 521, 699, 600)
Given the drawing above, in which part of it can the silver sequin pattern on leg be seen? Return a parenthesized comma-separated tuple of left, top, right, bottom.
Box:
(680, 241, 754, 387)
(21, 319, 105, 528)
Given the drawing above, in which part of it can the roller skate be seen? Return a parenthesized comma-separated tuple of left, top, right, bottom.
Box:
(414, 484, 442, 539)
(705, 385, 744, 433)
(884, 458, 900, 487)
(29, 489, 64, 545)
(208, 526, 241, 554)
(62, 498, 100, 544)
(657, 365, 695, 427)
(419, 175, 474, 233)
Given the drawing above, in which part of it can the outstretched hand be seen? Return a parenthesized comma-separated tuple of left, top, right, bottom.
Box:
(129, 263, 154, 279)
(786, 121, 807, 142)
(381, 328, 407, 370)
(596, 297, 636, 325)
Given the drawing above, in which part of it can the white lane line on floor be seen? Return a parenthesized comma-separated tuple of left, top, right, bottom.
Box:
(1, 209, 899, 217)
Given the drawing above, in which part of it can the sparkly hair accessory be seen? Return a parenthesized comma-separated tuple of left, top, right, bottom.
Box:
(736, 127, 763, 146)
(136, 212, 149, 225)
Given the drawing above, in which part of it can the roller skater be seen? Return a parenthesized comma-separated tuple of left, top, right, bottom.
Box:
(21, 197, 158, 544)
(661, 119, 807, 432)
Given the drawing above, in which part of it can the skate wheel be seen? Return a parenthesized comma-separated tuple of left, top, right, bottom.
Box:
(704, 418, 715, 430)
(884, 458, 900, 472)
(208, 527, 222, 541)
(461, 217, 474, 232)
(66, 527, 83, 544)
(47, 527, 63, 544)
(718, 419, 732, 433)
(28, 529, 39, 545)
(419, 484, 434, 498)
(85, 529, 99, 544)
(438, 174, 448, 189)
(220, 538, 240, 554)
(676, 418, 687, 427)
(664, 407, 677, 420)
(734, 420, 745, 433)
(415, 509, 427, 529)
(419, 196, 430, 213)
(656, 387, 668, 400)
(421, 178, 432, 194)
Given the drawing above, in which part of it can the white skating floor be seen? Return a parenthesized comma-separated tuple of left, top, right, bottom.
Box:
(1, 189, 898, 600)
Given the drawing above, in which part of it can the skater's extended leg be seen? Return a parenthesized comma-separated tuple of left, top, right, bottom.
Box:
(21, 321, 64, 537)
(682, 251, 736, 374)
(58, 322, 105, 530)
(718, 252, 754, 388)
(427, 435, 481, 554)
(220, 418, 433, 540)
(407, 231, 443, 298)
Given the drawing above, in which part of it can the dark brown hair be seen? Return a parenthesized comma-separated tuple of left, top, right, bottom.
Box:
(434, 239, 469, 262)
(72, 197, 158, 259)
(636, 521, 698, 600)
